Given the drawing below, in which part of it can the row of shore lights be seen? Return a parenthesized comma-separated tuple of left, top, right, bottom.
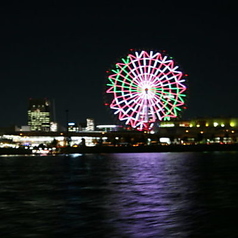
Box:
(185, 130, 235, 134)
(192, 122, 236, 128)
(160, 121, 237, 128)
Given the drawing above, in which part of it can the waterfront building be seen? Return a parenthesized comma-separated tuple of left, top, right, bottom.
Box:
(68, 122, 81, 132)
(28, 98, 53, 132)
(96, 124, 123, 132)
(86, 118, 95, 131)
(2, 116, 238, 148)
(50, 122, 58, 132)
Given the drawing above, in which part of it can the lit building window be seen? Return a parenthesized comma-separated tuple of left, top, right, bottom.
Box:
(28, 98, 52, 132)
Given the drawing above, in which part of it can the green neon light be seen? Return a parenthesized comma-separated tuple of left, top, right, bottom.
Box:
(121, 58, 130, 64)
(111, 69, 120, 74)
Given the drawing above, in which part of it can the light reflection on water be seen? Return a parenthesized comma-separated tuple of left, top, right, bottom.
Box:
(0, 152, 238, 237)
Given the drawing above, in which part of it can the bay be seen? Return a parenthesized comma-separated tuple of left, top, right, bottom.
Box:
(0, 151, 238, 237)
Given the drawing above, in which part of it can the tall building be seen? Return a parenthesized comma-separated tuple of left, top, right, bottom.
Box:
(28, 98, 52, 131)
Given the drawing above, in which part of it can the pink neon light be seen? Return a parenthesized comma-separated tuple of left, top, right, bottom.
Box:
(106, 50, 187, 131)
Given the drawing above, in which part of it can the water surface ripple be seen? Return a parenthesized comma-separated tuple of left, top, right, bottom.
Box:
(0, 152, 238, 237)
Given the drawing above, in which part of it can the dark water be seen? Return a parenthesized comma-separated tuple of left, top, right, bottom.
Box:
(1, 152, 238, 237)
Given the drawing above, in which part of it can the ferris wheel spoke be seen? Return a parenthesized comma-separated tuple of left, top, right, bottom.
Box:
(130, 58, 145, 82)
(126, 68, 142, 85)
(112, 76, 137, 88)
(106, 50, 187, 131)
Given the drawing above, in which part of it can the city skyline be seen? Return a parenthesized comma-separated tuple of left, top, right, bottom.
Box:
(0, 2, 237, 127)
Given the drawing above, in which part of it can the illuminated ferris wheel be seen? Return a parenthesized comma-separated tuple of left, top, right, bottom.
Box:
(105, 50, 188, 131)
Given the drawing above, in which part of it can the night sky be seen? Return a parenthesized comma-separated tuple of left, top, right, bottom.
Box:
(0, 1, 237, 127)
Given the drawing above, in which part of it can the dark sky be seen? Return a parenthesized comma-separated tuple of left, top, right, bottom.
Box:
(0, 1, 237, 127)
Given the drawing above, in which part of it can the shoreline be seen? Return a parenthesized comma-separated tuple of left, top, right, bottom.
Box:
(60, 144, 238, 154)
(1, 144, 238, 155)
